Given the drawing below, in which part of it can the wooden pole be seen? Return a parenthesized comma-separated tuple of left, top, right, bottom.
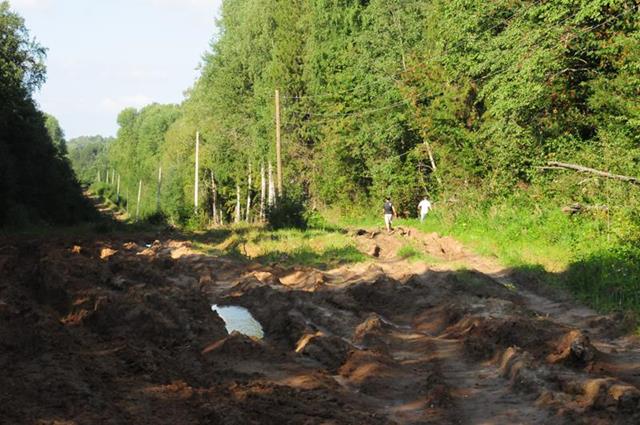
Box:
(268, 161, 276, 207)
(235, 184, 241, 224)
(275, 89, 283, 196)
(246, 161, 252, 222)
(211, 171, 218, 225)
(96, 170, 101, 183)
(112, 169, 116, 186)
(156, 166, 162, 211)
(260, 161, 266, 221)
(194, 131, 200, 211)
(136, 180, 142, 221)
(116, 174, 121, 203)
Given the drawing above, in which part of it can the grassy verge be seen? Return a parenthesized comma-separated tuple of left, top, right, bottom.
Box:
(191, 227, 367, 269)
(332, 196, 640, 321)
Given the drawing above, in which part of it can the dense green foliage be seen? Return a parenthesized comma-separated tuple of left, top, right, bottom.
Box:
(100, 0, 639, 223)
(67, 136, 113, 184)
(0, 2, 93, 227)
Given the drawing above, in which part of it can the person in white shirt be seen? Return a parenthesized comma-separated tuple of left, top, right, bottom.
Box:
(417, 197, 432, 223)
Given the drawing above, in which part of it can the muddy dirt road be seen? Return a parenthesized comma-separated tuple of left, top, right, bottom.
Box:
(1, 227, 639, 424)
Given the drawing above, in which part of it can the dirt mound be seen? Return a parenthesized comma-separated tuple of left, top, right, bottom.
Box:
(2, 231, 640, 424)
(352, 227, 468, 261)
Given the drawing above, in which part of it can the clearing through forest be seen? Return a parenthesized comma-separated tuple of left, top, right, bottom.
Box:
(1, 223, 639, 424)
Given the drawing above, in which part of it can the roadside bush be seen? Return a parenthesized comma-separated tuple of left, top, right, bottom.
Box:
(267, 191, 308, 230)
(144, 211, 168, 226)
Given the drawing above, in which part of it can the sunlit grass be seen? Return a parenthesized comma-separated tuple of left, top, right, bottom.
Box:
(192, 226, 367, 269)
(330, 199, 639, 323)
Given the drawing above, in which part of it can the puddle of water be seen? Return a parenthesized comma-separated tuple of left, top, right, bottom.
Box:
(211, 304, 264, 339)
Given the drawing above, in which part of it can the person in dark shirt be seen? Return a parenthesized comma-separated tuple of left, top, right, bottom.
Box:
(382, 197, 397, 233)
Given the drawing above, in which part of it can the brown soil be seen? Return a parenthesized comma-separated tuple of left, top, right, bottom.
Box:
(1, 225, 639, 424)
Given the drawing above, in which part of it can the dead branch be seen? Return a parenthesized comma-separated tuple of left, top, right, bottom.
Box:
(537, 161, 640, 186)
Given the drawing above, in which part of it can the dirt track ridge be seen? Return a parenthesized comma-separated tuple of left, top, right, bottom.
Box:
(1, 225, 640, 424)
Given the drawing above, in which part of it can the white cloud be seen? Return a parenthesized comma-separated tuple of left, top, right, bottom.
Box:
(100, 95, 154, 113)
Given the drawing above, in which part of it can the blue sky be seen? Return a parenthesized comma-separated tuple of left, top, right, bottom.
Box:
(8, 0, 222, 138)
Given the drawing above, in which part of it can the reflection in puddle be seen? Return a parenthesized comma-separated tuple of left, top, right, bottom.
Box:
(211, 304, 264, 339)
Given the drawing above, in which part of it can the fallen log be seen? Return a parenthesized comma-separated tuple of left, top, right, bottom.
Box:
(538, 161, 640, 185)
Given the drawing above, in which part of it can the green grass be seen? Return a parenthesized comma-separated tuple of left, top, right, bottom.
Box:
(191, 226, 367, 269)
(330, 195, 640, 324)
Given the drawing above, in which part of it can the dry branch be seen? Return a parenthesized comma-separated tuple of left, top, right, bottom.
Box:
(538, 161, 640, 185)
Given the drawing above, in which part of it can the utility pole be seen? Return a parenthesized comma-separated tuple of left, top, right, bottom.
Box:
(246, 161, 252, 222)
(235, 184, 241, 224)
(268, 161, 276, 207)
(194, 131, 200, 212)
(116, 174, 121, 203)
(211, 171, 217, 226)
(136, 180, 142, 221)
(275, 89, 283, 196)
(157, 167, 162, 211)
(260, 161, 266, 221)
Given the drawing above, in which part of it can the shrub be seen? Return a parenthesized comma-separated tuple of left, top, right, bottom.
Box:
(267, 191, 308, 230)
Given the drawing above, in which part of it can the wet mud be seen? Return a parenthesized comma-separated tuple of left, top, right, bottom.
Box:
(1, 229, 639, 424)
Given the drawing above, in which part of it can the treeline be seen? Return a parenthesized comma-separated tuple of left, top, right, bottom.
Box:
(0, 2, 94, 227)
(96, 0, 638, 233)
(68, 135, 113, 184)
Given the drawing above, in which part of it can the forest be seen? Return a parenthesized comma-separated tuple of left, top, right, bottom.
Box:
(0, 2, 93, 227)
(88, 0, 639, 222)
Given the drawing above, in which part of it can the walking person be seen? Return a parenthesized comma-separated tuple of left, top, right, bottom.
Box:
(383, 197, 397, 233)
(417, 196, 432, 223)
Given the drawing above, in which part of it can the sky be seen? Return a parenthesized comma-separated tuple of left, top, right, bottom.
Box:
(8, 0, 222, 138)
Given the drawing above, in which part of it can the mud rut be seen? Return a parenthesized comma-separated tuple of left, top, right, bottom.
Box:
(1, 228, 640, 424)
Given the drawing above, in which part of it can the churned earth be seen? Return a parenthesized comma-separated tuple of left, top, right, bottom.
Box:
(1, 225, 639, 424)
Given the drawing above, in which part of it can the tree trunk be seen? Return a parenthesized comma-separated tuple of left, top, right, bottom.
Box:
(424, 141, 442, 185)
(539, 161, 640, 186)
